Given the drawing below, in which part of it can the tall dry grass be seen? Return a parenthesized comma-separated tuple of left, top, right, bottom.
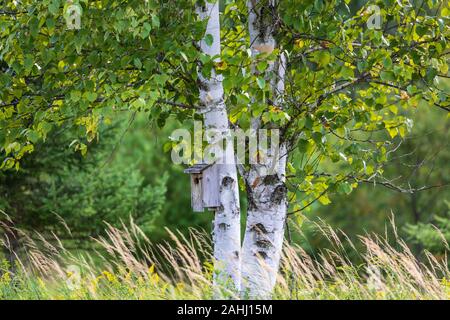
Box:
(1, 218, 449, 300)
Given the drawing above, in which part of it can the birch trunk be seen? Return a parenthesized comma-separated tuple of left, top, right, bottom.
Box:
(241, 0, 288, 298)
(197, 1, 241, 292)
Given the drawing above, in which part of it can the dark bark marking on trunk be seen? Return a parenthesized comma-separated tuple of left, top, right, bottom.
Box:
(198, 1, 207, 13)
(218, 175, 240, 217)
(256, 239, 272, 249)
(271, 184, 287, 204)
(255, 251, 268, 259)
(250, 223, 268, 235)
(254, 0, 276, 42)
(253, 1, 277, 43)
(262, 174, 280, 185)
(221, 176, 234, 188)
(218, 223, 230, 231)
(244, 178, 258, 211)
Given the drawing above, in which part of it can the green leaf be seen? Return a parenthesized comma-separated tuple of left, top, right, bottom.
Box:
(256, 61, 268, 72)
(298, 139, 310, 153)
(256, 78, 266, 89)
(134, 58, 142, 69)
(151, 15, 160, 28)
(26, 130, 40, 144)
(337, 182, 353, 195)
(314, 0, 324, 11)
(141, 22, 152, 39)
(163, 141, 173, 153)
(70, 91, 82, 102)
(380, 71, 395, 81)
(382, 56, 393, 69)
(318, 194, 331, 205)
(49, 0, 60, 16)
(316, 51, 331, 67)
(24, 55, 34, 72)
(339, 65, 354, 79)
(84, 92, 98, 103)
(204, 34, 214, 47)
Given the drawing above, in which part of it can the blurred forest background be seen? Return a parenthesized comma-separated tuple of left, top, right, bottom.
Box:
(0, 0, 449, 269)
(1, 92, 448, 267)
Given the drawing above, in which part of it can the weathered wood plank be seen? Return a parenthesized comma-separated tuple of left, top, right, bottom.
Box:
(190, 174, 204, 212)
(202, 164, 220, 209)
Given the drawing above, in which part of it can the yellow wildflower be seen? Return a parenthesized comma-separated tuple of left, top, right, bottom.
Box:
(1, 272, 11, 284)
(102, 271, 116, 282)
(376, 290, 386, 300)
(37, 277, 46, 289)
(148, 264, 155, 275)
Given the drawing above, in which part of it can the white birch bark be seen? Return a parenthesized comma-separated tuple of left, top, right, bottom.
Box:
(241, 0, 288, 298)
(196, 1, 241, 292)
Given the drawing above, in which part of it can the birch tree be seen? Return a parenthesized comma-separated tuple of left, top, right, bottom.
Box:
(240, 0, 288, 298)
(220, 0, 449, 297)
(196, 1, 241, 291)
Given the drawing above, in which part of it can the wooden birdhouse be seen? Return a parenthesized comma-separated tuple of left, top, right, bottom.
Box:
(184, 163, 220, 212)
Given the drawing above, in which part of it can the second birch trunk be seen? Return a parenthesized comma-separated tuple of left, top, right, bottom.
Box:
(241, 0, 288, 298)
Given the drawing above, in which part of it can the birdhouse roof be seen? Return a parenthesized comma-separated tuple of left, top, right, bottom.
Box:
(184, 163, 213, 174)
